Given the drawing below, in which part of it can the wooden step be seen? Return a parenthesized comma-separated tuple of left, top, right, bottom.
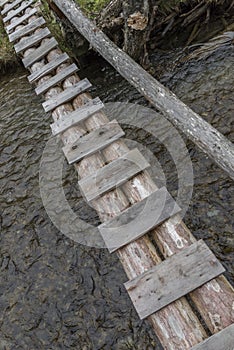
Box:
(63, 120, 124, 165)
(0, 0, 12, 8)
(35, 63, 78, 95)
(124, 240, 225, 319)
(42, 78, 91, 112)
(79, 148, 150, 202)
(50, 97, 104, 135)
(9, 16, 46, 42)
(27, 53, 70, 83)
(99, 186, 181, 253)
(14, 27, 51, 54)
(3, 0, 34, 23)
(22, 37, 58, 68)
(191, 324, 234, 350)
(5, 7, 37, 33)
(1, 0, 23, 15)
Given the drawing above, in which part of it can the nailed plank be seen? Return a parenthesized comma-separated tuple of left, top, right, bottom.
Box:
(35, 63, 78, 95)
(63, 120, 125, 164)
(191, 324, 234, 350)
(124, 240, 225, 319)
(14, 27, 51, 53)
(42, 78, 91, 112)
(50, 97, 104, 135)
(5, 7, 37, 33)
(79, 148, 150, 202)
(1, 0, 23, 15)
(3, 0, 34, 23)
(99, 187, 181, 253)
(22, 37, 58, 68)
(27, 52, 70, 83)
(9, 16, 46, 42)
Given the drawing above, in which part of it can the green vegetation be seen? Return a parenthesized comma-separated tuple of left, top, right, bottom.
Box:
(76, 0, 110, 15)
(0, 19, 18, 72)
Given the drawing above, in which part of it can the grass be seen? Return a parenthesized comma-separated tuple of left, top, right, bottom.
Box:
(76, 0, 110, 15)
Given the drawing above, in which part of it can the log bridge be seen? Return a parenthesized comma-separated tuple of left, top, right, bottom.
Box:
(0, 0, 233, 348)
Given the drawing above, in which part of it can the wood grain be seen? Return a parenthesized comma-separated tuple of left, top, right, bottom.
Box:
(63, 120, 125, 164)
(3, 0, 34, 22)
(6, 7, 37, 33)
(9, 16, 46, 42)
(1, 0, 23, 15)
(79, 148, 150, 202)
(125, 240, 225, 319)
(14, 27, 51, 53)
(22, 37, 58, 68)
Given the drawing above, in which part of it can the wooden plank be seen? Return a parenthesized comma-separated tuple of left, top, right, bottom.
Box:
(22, 37, 58, 68)
(124, 240, 225, 319)
(79, 148, 150, 202)
(9, 16, 46, 42)
(50, 97, 104, 135)
(3, 0, 34, 23)
(99, 187, 181, 253)
(1, 0, 23, 15)
(42, 78, 91, 112)
(35, 63, 78, 95)
(5, 7, 37, 33)
(0, 0, 11, 8)
(191, 324, 234, 350)
(14, 27, 51, 54)
(27, 52, 70, 83)
(63, 120, 125, 164)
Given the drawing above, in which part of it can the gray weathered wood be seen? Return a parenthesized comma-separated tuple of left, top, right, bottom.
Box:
(124, 240, 225, 319)
(22, 37, 58, 68)
(1, 0, 23, 15)
(5, 7, 37, 33)
(79, 148, 150, 202)
(14, 27, 51, 53)
(9, 16, 46, 42)
(191, 323, 234, 350)
(42, 78, 91, 112)
(99, 186, 181, 252)
(53, 0, 234, 179)
(0, 0, 11, 8)
(35, 63, 78, 95)
(63, 120, 125, 164)
(27, 52, 70, 83)
(3, 0, 34, 23)
(50, 97, 104, 135)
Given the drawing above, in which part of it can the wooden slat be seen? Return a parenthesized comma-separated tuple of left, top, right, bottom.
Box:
(5, 7, 37, 33)
(14, 27, 51, 53)
(0, 0, 11, 8)
(9, 16, 46, 42)
(35, 63, 78, 95)
(63, 120, 124, 164)
(1, 0, 23, 15)
(3, 0, 34, 23)
(191, 324, 234, 350)
(22, 37, 58, 68)
(42, 78, 91, 112)
(124, 240, 225, 319)
(99, 187, 181, 253)
(79, 148, 150, 202)
(27, 52, 70, 83)
(50, 97, 104, 135)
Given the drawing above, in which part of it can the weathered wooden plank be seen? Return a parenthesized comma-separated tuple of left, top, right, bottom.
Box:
(191, 324, 234, 350)
(0, 0, 11, 8)
(42, 78, 91, 112)
(27, 52, 70, 83)
(22, 37, 58, 68)
(124, 240, 225, 319)
(50, 97, 104, 135)
(14, 27, 51, 53)
(63, 120, 125, 164)
(9, 16, 46, 42)
(35, 63, 78, 95)
(5, 7, 37, 33)
(3, 0, 34, 23)
(1, 0, 23, 15)
(99, 187, 181, 252)
(79, 148, 150, 202)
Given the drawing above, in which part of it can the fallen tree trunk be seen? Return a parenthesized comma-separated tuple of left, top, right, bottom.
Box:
(53, 0, 234, 180)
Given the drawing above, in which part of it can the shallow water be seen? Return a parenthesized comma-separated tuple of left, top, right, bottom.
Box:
(0, 45, 233, 349)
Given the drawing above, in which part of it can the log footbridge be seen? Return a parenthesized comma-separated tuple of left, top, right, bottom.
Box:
(1, 0, 233, 348)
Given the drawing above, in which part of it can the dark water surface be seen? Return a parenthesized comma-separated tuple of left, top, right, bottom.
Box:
(0, 46, 233, 349)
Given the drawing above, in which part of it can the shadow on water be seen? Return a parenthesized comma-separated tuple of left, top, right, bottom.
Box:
(0, 44, 233, 349)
